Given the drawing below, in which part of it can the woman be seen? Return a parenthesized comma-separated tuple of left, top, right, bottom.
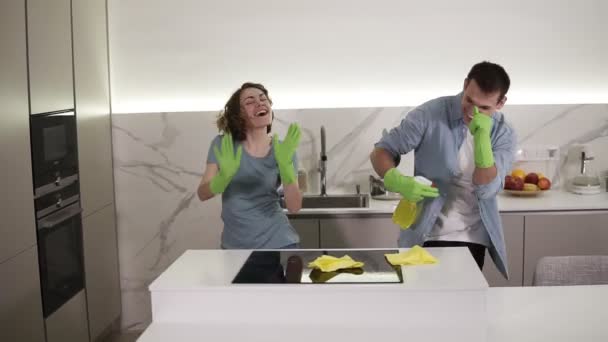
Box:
(197, 82, 302, 249)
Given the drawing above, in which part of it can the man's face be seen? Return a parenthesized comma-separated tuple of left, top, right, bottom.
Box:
(461, 78, 506, 125)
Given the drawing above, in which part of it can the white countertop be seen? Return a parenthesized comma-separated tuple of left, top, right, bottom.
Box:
(487, 285, 608, 341)
(149, 247, 487, 291)
(289, 189, 608, 217)
(140, 247, 608, 341)
(147, 248, 489, 341)
(138, 285, 608, 342)
(145, 248, 490, 341)
(496, 189, 608, 212)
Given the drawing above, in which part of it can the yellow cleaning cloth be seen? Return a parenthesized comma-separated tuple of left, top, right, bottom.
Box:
(307, 255, 364, 272)
(384, 245, 438, 266)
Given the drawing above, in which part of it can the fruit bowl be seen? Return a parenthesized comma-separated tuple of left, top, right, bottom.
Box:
(505, 169, 552, 196)
(503, 189, 546, 197)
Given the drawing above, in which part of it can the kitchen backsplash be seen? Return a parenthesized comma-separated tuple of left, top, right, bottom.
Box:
(111, 103, 608, 330)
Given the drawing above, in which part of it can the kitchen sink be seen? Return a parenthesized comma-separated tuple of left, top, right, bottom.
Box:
(281, 194, 370, 209)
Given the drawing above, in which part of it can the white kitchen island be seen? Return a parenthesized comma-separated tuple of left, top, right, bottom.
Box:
(138, 248, 608, 342)
(142, 247, 488, 341)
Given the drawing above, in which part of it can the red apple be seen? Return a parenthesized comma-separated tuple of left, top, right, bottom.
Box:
(512, 177, 524, 191)
(538, 178, 551, 190)
(504, 175, 516, 190)
(524, 172, 539, 185)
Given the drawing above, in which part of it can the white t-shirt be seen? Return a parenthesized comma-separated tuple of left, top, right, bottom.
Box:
(427, 129, 491, 247)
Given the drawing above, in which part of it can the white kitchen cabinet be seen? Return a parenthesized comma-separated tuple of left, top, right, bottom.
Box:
(523, 212, 608, 286)
(290, 218, 320, 248)
(27, 0, 74, 114)
(83, 204, 121, 341)
(482, 214, 525, 287)
(73, 0, 114, 217)
(0, 0, 37, 263)
(0, 246, 45, 342)
(320, 218, 399, 249)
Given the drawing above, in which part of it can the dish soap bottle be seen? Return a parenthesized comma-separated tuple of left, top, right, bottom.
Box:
(392, 176, 433, 230)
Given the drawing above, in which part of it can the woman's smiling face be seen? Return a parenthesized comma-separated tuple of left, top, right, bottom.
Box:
(240, 87, 272, 129)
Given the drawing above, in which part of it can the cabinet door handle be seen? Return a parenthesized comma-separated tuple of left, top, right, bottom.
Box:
(38, 203, 82, 230)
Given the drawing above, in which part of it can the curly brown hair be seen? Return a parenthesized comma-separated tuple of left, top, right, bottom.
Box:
(216, 82, 273, 141)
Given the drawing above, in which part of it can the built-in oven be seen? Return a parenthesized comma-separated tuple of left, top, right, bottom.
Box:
(36, 199, 84, 318)
(30, 109, 79, 198)
(35, 178, 80, 219)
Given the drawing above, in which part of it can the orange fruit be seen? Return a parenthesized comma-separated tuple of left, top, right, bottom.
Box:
(511, 169, 525, 180)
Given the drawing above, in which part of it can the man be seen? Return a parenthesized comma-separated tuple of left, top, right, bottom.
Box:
(370, 61, 516, 278)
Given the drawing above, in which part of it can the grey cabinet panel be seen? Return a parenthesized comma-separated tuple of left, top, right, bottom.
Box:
(83, 204, 121, 340)
(27, 0, 74, 113)
(0, 246, 45, 342)
(523, 213, 608, 286)
(290, 218, 319, 248)
(73, 0, 114, 217)
(45, 290, 89, 342)
(320, 218, 399, 249)
(0, 0, 37, 263)
(482, 214, 525, 287)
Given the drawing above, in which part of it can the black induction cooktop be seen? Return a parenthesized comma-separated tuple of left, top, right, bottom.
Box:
(232, 249, 403, 284)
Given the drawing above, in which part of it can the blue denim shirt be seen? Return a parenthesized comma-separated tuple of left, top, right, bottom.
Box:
(375, 93, 517, 278)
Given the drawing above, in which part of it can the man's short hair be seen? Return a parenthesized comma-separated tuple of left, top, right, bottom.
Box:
(467, 61, 510, 103)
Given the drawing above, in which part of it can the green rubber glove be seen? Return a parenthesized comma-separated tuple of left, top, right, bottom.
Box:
(469, 106, 495, 168)
(273, 123, 301, 185)
(383, 168, 439, 202)
(210, 133, 242, 194)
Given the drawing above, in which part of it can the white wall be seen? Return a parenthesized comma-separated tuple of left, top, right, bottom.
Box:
(108, 0, 608, 113)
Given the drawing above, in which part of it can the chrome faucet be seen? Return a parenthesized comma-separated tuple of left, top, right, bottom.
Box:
(319, 126, 327, 196)
(581, 151, 593, 175)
